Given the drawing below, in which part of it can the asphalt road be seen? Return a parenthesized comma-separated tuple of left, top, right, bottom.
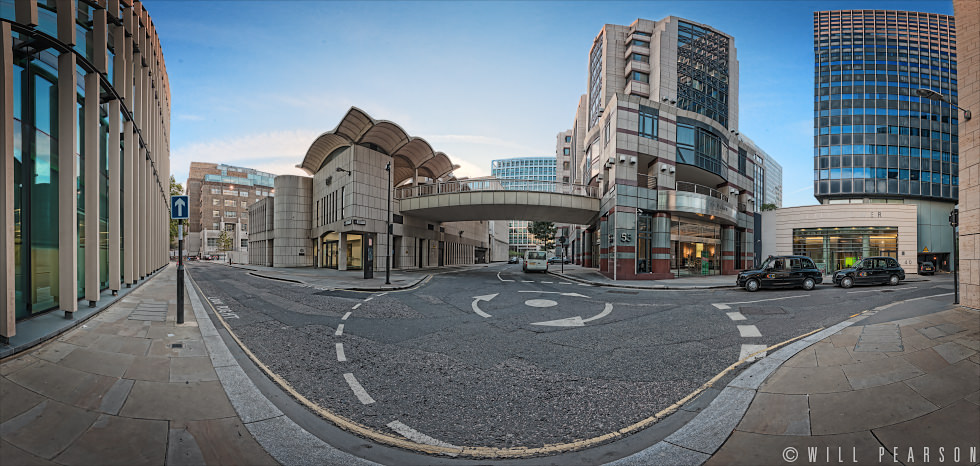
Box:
(186, 262, 954, 454)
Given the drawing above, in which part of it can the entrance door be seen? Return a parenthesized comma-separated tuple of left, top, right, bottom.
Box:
(418, 240, 424, 268)
(438, 241, 445, 266)
(325, 242, 339, 269)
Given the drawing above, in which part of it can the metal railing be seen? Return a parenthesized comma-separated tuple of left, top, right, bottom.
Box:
(675, 181, 729, 202)
(637, 173, 658, 190)
(395, 178, 600, 199)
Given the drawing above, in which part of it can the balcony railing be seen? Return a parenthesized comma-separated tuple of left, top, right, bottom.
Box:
(675, 181, 728, 203)
(394, 178, 600, 199)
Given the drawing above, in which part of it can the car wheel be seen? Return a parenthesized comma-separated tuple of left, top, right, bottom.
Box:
(889, 274, 900, 286)
(841, 276, 854, 289)
(745, 279, 760, 292)
(802, 278, 815, 290)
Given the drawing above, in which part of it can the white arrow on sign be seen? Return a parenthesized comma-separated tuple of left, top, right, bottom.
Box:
(471, 294, 497, 318)
(531, 303, 613, 327)
(517, 291, 590, 299)
(173, 197, 186, 218)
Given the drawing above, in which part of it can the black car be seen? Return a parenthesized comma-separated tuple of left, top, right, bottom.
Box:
(737, 255, 823, 292)
(508, 257, 520, 264)
(918, 261, 935, 276)
(833, 256, 906, 288)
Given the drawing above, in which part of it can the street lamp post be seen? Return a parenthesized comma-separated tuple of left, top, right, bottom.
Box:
(385, 162, 392, 285)
(915, 88, 972, 121)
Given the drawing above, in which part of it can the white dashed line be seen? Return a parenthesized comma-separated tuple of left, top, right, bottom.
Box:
(364, 297, 373, 301)
(387, 421, 461, 452)
(335, 324, 344, 336)
(521, 280, 534, 283)
(713, 294, 809, 310)
(738, 325, 762, 337)
(541, 281, 554, 284)
(352, 303, 361, 310)
(336, 343, 347, 362)
(343, 373, 375, 404)
(342, 312, 351, 320)
(578, 283, 591, 286)
(560, 282, 573, 285)
(726, 312, 746, 321)
(739, 344, 768, 361)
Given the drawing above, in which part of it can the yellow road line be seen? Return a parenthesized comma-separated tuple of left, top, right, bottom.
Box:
(189, 269, 827, 458)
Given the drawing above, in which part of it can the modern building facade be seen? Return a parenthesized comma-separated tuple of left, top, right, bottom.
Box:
(2, 0, 171, 342)
(813, 10, 959, 270)
(564, 17, 780, 280)
(184, 162, 275, 262)
(250, 107, 501, 269)
(490, 157, 557, 253)
(953, 0, 978, 309)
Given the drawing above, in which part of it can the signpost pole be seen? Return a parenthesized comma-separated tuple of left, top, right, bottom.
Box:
(177, 219, 184, 324)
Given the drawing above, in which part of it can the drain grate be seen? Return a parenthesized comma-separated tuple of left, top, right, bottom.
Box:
(170, 343, 183, 348)
(739, 306, 787, 315)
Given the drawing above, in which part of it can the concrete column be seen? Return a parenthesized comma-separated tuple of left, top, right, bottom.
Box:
(133, 42, 144, 280)
(650, 212, 673, 279)
(822, 236, 831, 275)
(57, 51, 77, 316)
(862, 235, 871, 259)
(123, 119, 134, 286)
(338, 232, 347, 271)
(1, 22, 15, 339)
(16, 0, 38, 26)
(56, 0, 76, 45)
(84, 72, 100, 306)
(107, 27, 122, 293)
(721, 225, 736, 275)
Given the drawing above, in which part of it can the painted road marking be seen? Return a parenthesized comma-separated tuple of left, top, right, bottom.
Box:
(344, 373, 375, 404)
(738, 325, 762, 337)
(471, 294, 497, 318)
(336, 343, 346, 362)
(335, 324, 345, 336)
(541, 281, 554, 284)
(848, 286, 918, 294)
(726, 312, 746, 321)
(739, 344, 768, 361)
(521, 280, 534, 283)
(496, 272, 515, 282)
(525, 299, 558, 308)
(532, 303, 613, 327)
(365, 297, 373, 301)
(387, 421, 461, 452)
(560, 282, 573, 285)
(713, 294, 810, 310)
(518, 291, 590, 298)
(352, 303, 361, 310)
(342, 312, 352, 320)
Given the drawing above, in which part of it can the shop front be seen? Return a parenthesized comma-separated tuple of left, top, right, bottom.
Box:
(792, 227, 898, 274)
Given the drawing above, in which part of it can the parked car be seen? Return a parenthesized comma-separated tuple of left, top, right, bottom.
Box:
(737, 255, 823, 292)
(508, 256, 520, 264)
(523, 251, 548, 273)
(833, 256, 906, 288)
(918, 261, 935, 276)
(547, 256, 570, 264)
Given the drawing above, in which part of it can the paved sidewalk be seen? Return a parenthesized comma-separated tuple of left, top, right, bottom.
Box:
(216, 261, 490, 290)
(0, 264, 278, 465)
(550, 264, 934, 290)
(708, 304, 979, 465)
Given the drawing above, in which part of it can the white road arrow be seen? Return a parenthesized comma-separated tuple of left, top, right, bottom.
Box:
(471, 294, 497, 318)
(531, 303, 613, 327)
(174, 197, 186, 217)
(517, 291, 590, 299)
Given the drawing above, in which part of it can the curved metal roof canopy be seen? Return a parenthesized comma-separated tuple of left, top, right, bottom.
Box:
(298, 107, 458, 185)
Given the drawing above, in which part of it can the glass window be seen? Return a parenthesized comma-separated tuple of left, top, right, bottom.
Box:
(631, 71, 649, 83)
(638, 105, 658, 139)
(631, 53, 649, 63)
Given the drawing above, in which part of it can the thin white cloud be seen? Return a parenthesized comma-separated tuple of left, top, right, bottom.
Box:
(170, 130, 320, 181)
(177, 114, 205, 121)
(427, 134, 536, 153)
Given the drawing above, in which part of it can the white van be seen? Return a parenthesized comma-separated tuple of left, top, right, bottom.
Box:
(523, 251, 548, 273)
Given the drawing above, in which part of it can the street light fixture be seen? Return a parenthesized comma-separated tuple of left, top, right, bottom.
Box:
(915, 88, 972, 121)
(385, 162, 392, 285)
(336, 167, 352, 175)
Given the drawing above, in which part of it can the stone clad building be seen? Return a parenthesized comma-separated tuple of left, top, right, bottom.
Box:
(249, 108, 498, 269)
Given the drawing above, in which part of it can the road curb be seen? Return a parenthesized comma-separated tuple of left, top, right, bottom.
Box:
(548, 271, 736, 290)
(607, 313, 870, 465)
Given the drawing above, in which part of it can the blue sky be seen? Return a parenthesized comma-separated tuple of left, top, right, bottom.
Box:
(146, 0, 954, 207)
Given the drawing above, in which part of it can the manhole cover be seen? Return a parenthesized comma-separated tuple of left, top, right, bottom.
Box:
(739, 306, 787, 315)
(608, 290, 639, 295)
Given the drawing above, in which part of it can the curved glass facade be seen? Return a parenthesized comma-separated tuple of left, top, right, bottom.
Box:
(813, 10, 958, 201)
(2, 0, 171, 333)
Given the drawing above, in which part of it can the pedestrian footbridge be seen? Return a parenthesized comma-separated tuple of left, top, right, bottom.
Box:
(395, 179, 600, 223)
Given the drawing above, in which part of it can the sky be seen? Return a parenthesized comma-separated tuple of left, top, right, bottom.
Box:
(145, 0, 955, 208)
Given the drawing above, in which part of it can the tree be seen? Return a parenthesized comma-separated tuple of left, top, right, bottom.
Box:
(169, 175, 184, 247)
(760, 203, 778, 211)
(217, 230, 233, 253)
(527, 221, 557, 250)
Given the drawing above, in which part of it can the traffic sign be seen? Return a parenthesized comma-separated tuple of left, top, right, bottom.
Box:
(171, 195, 189, 220)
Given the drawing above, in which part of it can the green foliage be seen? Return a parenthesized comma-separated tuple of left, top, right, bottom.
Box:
(169, 175, 184, 246)
(527, 221, 557, 249)
(217, 230, 233, 252)
(760, 203, 778, 211)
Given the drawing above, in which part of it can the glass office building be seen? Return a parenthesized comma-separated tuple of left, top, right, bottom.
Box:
(490, 157, 557, 252)
(2, 1, 172, 342)
(813, 10, 958, 269)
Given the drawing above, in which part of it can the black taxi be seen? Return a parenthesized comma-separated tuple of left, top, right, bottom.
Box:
(737, 255, 823, 292)
(833, 256, 906, 288)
